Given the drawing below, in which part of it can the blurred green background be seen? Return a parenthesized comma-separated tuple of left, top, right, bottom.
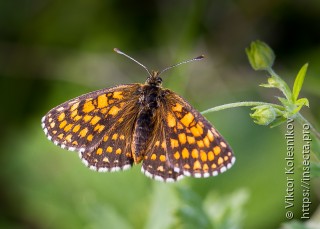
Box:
(1, 0, 320, 228)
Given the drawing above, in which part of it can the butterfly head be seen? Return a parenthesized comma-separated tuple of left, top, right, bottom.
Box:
(146, 71, 163, 87)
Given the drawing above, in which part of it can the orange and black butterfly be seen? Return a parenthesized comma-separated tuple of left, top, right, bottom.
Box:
(41, 48, 235, 182)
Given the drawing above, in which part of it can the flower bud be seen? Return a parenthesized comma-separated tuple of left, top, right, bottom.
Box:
(246, 40, 275, 71)
(250, 105, 278, 125)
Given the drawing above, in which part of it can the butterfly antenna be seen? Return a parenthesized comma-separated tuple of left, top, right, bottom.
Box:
(158, 55, 205, 76)
(114, 48, 152, 77)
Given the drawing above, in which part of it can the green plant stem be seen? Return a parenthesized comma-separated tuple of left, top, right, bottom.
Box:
(201, 101, 283, 114)
(201, 101, 320, 141)
(267, 68, 293, 100)
(296, 113, 320, 140)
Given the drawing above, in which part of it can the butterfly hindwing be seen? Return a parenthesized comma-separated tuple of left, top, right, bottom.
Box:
(81, 107, 138, 172)
(162, 90, 235, 178)
(140, 109, 184, 182)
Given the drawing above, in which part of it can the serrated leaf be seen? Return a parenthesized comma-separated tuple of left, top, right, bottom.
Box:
(292, 63, 308, 102)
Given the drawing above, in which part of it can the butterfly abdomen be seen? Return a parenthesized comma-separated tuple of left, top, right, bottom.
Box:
(132, 85, 162, 163)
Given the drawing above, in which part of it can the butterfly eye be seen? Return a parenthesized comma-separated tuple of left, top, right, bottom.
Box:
(156, 77, 162, 85)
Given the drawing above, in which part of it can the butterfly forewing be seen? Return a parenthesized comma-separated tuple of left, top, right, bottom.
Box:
(162, 90, 235, 178)
(41, 84, 141, 154)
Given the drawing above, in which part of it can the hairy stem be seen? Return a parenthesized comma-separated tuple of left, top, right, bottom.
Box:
(201, 101, 283, 114)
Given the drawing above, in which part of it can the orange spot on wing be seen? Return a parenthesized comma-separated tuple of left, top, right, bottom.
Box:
(79, 128, 88, 137)
(73, 115, 82, 121)
(167, 113, 176, 127)
(196, 123, 203, 135)
(83, 100, 95, 113)
(113, 91, 124, 99)
(64, 124, 73, 132)
(58, 133, 64, 139)
(213, 146, 221, 155)
(191, 149, 199, 159)
(197, 140, 204, 148)
(184, 164, 190, 169)
(182, 148, 190, 159)
(65, 134, 72, 142)
(87, 134, 93, 141)
(190, 126, 201, 137)
(112, 133, 118, 140)
(193, 160, 201, 170)
(71, 109, 78, 118)
(59, 120, 67, 129)
(172, 103, 183, 112)
(58, 112, 65, 121)
(161, 141, 166, 149)
(170, 139, 179, 149)
(116, 148, 122, 154)
(73, 124, 81, 133)
(97, 94, 108, 108)
(208, 151, 214, 161)
(103, 135, 108, 142)
(200, 150, 207, 162)
(96, 148, 103, 155)
(90, 116, 101, 125)
(83, 115, 92, 122)
(94, 124, 105, 133)
(178, 133, 187, 144)
(187, 135, 195, 144)
(159, 155, 166, 162)
(203, 136, 210, 148)
(108, 106, 120, 116)
(180, 113, 194, 127)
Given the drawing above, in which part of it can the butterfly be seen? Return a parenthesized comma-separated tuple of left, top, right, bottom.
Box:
(41, 48, 235, 182)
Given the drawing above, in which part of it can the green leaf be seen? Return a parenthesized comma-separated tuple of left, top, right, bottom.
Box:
(295, 97, 309, 107)
(292, 63, 308, 102)
(245, 40, 275, 71)
(292, 98, 309, 114)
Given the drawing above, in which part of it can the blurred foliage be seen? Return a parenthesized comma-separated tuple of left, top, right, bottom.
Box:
(1, 0, 320, 229)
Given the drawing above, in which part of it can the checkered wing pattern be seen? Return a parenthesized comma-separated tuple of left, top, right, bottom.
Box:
(41, 84, 141, 171)
(162, 90, 236, 178)
(140, 109, 184, 182)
